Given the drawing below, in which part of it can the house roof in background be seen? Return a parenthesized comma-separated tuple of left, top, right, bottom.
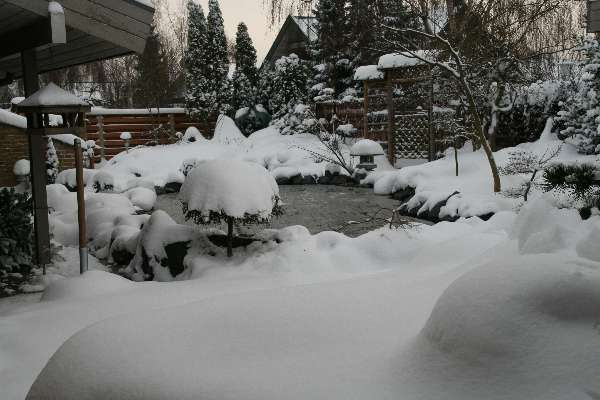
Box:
(262, 15, 317, 67)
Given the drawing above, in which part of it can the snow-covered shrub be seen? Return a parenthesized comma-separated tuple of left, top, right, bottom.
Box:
(542, 162, 600, 213)
(179, 158, 201, 177)
(556, 39, 600, 154)
(46, 138, 59, 184)
(234, 105, 272, 136)
(272, 103, 320, 136)
(266, 54, 310, 117)
(181, 127, 206, 143)
(0, 188, 33, 296)
(180, 160, 283, 257)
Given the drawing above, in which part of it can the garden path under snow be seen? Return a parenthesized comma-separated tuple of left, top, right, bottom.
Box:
(156, 185, 416, 237)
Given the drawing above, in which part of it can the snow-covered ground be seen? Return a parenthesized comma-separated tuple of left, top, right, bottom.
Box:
(85, 115, 391, 193)
(2, 195, 599, 399)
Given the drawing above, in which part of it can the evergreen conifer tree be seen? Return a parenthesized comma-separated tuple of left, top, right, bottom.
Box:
(206, 0, 232, 114)
(234, 22, 258, 86)
(557, 39, 600, 155)
(269, 54, 310, 116)
(185, 0, 212, 119)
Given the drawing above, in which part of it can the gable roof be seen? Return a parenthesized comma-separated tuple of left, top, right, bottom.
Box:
(262, 15, 317, 67)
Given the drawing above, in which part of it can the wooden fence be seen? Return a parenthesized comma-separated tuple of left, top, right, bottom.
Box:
(86, 108, 215, 160)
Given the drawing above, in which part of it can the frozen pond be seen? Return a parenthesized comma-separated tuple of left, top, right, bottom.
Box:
(156, 185, 413, 237)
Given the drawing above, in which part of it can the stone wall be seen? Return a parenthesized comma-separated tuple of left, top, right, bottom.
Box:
(0, 125, 29, 187)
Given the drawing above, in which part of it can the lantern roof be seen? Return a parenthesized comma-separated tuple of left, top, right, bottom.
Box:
(350, 139, 385, 156)
(16, 83, 90, 113)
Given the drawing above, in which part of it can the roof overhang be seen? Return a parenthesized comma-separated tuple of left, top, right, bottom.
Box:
(0, 0, 154, 82)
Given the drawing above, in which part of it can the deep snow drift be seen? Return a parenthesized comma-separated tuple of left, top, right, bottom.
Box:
(0, 195, 598, 400)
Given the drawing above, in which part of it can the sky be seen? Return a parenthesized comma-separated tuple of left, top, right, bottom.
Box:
(166, 0, 286, 63)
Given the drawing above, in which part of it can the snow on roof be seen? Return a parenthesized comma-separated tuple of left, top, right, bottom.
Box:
(180, 159, 280, 220)
(10, 97, 25, 105)
(354, 65, 384, 81)
(0, 108, 27, 129)
(17, 83, 89, 108)
(378, 51, 429, 70)
(50, 134, 79, 147)
(292, 16, 318, 42)
(350, 139, 385, 156)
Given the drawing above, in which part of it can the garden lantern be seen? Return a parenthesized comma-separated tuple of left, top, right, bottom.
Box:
(15, 82, 91, 269)
(350, 139, 385, 171)
(120, 131, 132, 153)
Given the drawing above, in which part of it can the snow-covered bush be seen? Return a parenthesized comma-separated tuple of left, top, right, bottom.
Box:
(180, 160, 283, 257)
(0, 188, 33, 296)
(234, 105, 271, 136)
(265, 54, 310, 117)
(181, 127, 206, 143)
(46, 138, 59, 184)
(272, 103, 320, 136)
(556, 39, 600, 154)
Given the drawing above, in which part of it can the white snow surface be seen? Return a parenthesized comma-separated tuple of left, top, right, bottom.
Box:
(17, 83, 89, 108)
(354, 65, 384, 81)
(0, 196, 596, 400)
(180, 160, 279, 220)
(0, 108, 26, 129)
(350, 139, 385, 156)
(378, 51, 429, 69)
(48, 1, 64, 14)
(88, 107, 185, 116)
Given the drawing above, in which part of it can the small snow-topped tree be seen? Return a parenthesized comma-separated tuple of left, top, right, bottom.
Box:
(557, 39, 600, 154)
(180, 160, 283, 257)
(46, 138, 59, 184)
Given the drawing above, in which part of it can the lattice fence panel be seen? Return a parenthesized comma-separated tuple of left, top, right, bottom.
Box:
(394, 113, 430, 159)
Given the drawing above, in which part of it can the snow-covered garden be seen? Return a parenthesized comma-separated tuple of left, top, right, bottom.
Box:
(2, 0, 600, 399)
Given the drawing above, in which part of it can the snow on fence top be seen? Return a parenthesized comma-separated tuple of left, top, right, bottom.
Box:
(354, 65, 384, 81)
(88, 107, 187, 116)
(378, 51, 429, 70)
(350, 139, 385, 156)
(17, 83, 89, 108)
(0, 108, 26, 129)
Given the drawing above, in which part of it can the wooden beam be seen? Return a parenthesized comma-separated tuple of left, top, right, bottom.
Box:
(0, 16, 64, 59)
(5, 0, 151, 53)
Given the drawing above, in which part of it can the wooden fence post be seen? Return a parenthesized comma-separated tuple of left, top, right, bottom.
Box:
(386, 72, 396, 166)
(168, 113, 176, 138)
(97, 115, 105, 161)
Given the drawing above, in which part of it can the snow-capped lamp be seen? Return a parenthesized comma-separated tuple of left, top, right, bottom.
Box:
(120, 131, 132, 153)
(13, 159, 30, 189)
(15, 82, 91, 271)
(350, 139, 385, 171)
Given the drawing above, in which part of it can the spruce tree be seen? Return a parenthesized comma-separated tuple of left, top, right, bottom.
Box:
(206, 0, 232, 114)
(135, 25, 174, 109)
(234, 22, 258, 86)
(185, 0, 212, 119)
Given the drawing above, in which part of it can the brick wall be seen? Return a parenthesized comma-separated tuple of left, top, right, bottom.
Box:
(54, 140, 76, 171)
(0, 125, 29, 187)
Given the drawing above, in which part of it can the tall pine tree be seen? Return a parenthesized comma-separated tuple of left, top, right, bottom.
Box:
(234, 22, 258, 86)
(206, 0, 232, 114)
(185, 0, 212, 118)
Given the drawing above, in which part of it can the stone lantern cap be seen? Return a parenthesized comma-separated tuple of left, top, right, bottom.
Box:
(16, 82, 90, 114)
(350, 139, 385, 157)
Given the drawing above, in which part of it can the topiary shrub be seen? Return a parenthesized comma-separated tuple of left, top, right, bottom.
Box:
(0, 188, 34, 296)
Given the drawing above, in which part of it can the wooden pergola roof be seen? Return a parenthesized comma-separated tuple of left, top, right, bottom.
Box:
(0, 0, 154, 82)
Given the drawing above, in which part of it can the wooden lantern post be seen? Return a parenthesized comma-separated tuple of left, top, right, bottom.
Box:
(16, 83, 91, 274)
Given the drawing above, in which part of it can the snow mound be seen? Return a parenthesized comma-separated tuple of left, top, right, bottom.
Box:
(42, 271, 133, 302)
(350, 139, 385, 156)
(212, 115, 247, 145)
(124, 187, 156, 211)
(180, 160, 280, 220)
(182, 126, 206, 143)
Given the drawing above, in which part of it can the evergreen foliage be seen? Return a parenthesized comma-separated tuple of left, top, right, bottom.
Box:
(46, 138, 59, 185)
(185, 1, 212, 119)
(206, 0, 232, 114)
(268, 54, 311, 116)
(557, 39, 600, 155)
(234, 23, 258, 86)
(135, 25, 177, 109)
(0, 188, 33, 296)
